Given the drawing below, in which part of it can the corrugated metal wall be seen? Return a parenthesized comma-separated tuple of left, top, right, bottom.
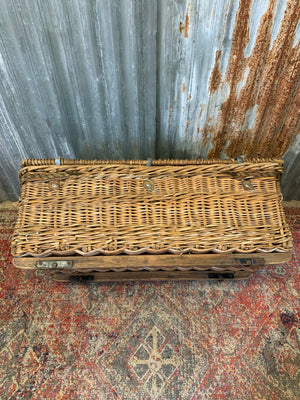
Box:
(0, 0, 299, 201)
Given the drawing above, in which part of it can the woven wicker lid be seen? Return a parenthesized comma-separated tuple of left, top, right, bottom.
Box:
(11, 158, 292, 257)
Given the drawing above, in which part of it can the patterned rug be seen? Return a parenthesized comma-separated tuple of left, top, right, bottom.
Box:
(0, 203, 299, 400)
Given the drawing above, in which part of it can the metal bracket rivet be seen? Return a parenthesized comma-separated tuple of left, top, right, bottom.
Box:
(243, 180, 254, 190)
(143, 179, 154, 191)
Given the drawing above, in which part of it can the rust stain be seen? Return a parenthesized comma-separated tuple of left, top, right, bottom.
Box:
(207, 0, 252, 158)
(179, 8, 190, 38)
(182, 83, 186, 93)
(187, 94, 192, 100)
(209, 50, 222, 93)
(275, 87, 300, 156)
(168, 102, 176, 127)
(205, 0, 300, 159)
(198, 105, 205, 120)
(201, 123, 213, 146)
(185, 120, 191, 134)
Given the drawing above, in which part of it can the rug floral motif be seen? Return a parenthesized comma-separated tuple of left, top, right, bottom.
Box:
(0, 206, 299, 399)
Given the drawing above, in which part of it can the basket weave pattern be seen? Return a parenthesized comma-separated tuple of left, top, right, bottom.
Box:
(12, 159, 292, 257)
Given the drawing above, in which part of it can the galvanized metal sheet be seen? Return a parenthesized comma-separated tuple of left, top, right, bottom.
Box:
(0, 0, 299, 201)
(282, 134, 300, 200)
(0, 0, 157, 200)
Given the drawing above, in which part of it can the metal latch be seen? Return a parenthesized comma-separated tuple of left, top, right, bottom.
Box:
(233, 258, 265, 266)
(36, 260, 73, 269)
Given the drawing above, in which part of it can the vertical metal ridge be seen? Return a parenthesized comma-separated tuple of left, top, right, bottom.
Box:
(155, 0, 161, 160)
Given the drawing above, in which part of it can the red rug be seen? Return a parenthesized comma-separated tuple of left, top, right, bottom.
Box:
(0, 205, 299, 400)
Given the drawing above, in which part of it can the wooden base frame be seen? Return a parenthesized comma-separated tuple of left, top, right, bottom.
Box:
(13, 252, 291, 282)
(51, 270, 253, 282)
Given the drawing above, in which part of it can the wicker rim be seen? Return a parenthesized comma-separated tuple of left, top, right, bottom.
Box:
(20, 158, 284, 167)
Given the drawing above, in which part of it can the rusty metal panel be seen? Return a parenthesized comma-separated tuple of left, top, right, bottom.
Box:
(157, 0, 300, 160)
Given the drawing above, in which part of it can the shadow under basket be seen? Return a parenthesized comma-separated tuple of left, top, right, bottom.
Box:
(11, 158, 292, 282)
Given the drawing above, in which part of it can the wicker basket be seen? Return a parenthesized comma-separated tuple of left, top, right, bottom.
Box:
(11, 158, 292, 281)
